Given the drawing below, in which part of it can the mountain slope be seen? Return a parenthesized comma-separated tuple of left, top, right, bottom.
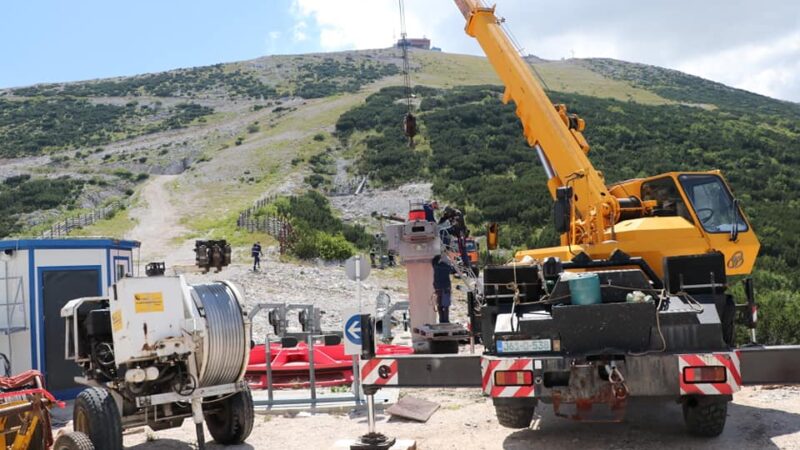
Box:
(1, 49, 797, 264)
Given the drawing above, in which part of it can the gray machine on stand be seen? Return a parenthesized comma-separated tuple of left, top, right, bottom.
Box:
(384, 220, 469, 354)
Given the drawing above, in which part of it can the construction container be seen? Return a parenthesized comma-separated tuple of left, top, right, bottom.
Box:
(0, 238, 140, 398)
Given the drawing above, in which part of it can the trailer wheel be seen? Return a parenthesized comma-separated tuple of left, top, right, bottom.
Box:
(682, 396, 728, 437)
(73, 388, 123, 450)
(53, 432, 95, 450)
(204, 387, 254, 444)
(493, 398, 537, 428)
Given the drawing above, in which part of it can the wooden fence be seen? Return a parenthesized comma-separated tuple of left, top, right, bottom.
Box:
(236, 196, 294, 254)
(40, 201, 123, 238)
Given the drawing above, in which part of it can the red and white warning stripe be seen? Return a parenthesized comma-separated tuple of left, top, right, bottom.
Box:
(678, 351, 742, 396)
(481, 356, 535, 398)
(360, 358, 398, 386)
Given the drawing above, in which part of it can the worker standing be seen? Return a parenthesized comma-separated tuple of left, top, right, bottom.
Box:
(251, 241, 263, 271)
(432, 255, 452, 323)
(423, 200, 438, 222)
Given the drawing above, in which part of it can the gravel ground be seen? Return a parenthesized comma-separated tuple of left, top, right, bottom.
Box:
(105, 385, 800, 449)
(109, 259, 800, 450)
(330, 182, 433, 222)
(182, 258, 414, 342)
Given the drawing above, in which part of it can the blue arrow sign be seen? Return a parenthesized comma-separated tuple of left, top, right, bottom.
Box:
(345, 314, 362, 345)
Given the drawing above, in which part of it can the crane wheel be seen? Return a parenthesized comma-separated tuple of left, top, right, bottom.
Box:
(53, 432, 95, 450)
(492, 398, 537, 428)
(73, 388, 123, 450)
(682, 396, 728, 437)
(204, 386, 255, 444)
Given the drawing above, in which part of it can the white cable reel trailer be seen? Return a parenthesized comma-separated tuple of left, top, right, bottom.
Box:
(61, 275, 253, 450)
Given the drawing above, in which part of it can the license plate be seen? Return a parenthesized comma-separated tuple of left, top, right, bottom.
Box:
(497, 339, 551, 353)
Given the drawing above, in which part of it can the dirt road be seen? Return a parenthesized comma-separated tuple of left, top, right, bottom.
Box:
(126, 175, 195, 266)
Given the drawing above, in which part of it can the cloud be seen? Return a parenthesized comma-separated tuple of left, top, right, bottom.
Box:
(291, 0, 453, 50)
(290, 0, 800, 102)
(677, 31, 800, 101)
(293, 20, 308, 42)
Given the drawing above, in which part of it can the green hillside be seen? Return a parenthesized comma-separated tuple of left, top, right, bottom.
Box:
(1, 48, 799, 343)
(333, 62, 800, 344)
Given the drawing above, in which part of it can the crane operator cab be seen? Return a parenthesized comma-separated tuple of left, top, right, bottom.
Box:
(604, 169, 758, 277)
(637, 172, 749, 236)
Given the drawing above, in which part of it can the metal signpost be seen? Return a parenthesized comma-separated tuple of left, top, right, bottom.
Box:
(345, 255, 370, 402)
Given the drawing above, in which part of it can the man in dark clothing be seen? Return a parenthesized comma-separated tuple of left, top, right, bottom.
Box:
(432, 255, 452, 323)
(423, 200, 438, 223)
(251, 242, 263, 271)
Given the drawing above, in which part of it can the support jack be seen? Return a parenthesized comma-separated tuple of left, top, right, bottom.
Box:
(351, 390, 395, 450)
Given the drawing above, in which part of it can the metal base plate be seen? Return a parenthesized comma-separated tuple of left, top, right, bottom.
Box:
(349, 433, 397, 450)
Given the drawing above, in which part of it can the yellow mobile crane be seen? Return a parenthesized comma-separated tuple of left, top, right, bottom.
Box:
(358, 1, 798, 442)
(454, 0, 759, 279)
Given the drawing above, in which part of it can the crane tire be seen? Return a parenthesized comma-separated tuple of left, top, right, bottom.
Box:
(204, 386, 254, 444)
(493, 398, 537, 428)
(73, 388, 123, 450)
(53, 432, 95, 450)
(682, 396, 728, 437)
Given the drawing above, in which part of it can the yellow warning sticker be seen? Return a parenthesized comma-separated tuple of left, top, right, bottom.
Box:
(134, 292, 164, 313)
(112, 310, 123, 332)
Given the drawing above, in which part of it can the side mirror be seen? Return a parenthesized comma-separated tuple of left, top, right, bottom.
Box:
(554, 186, 573, 234)
(730, 198, 740, 242)
(487, 223, 499, 250)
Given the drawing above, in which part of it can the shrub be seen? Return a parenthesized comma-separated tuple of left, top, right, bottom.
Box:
(316, 233, 354, 260)
(304, 173, 325, 188)
(313, 133, 325, 141)
(247, 123, 260, 133)
(235, 137, 244, 146)
(293, 231, 319, 259)
(113, 169, 134, 180)
(3, 174, 31, 187)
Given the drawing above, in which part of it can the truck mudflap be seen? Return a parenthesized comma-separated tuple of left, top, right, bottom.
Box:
(678, 352, 741, 395)
(481, 357, 536, 398)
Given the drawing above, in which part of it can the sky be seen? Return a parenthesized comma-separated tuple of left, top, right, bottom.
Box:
(1, 1, 798, 102)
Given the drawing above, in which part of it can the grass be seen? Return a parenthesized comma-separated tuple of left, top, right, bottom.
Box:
(412, 50, 671, 105)
(70, 188, 143, 238)
(179, 210, 277, 248)
(68, 206, 137, 238)
(175, 92, 379, 243)
(531, 60, 671, 105)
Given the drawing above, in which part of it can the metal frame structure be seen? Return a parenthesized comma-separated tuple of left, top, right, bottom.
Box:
(248, 303, 364, 409)
(0, 261, 26, 375)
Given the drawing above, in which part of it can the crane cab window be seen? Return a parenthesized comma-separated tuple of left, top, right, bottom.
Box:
(678, 174, 748, 233)
(641, 177, 692, 223)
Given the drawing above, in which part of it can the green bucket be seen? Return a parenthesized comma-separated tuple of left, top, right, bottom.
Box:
(566, 272, 601, 305)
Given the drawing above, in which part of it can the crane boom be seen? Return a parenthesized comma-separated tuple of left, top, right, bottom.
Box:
(454, 0, 617, 245)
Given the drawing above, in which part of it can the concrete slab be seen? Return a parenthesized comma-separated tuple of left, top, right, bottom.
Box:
(386, 396, 439, 422)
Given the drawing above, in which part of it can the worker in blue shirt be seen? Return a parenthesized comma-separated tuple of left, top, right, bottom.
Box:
(251, 242, 263, 271)
(423, 200, 438, 222)
(432, 255, 452, 323)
